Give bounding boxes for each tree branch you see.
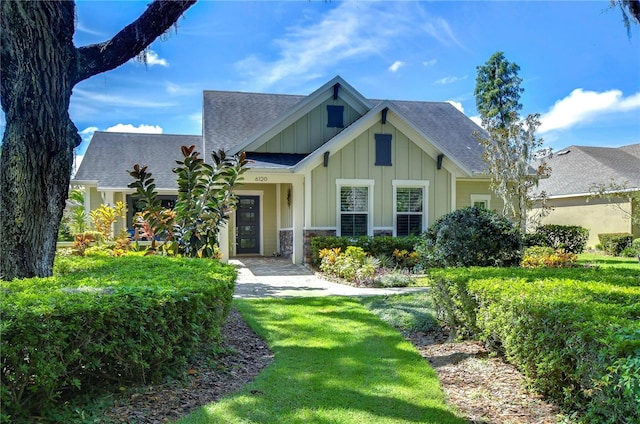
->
[73,0,196,85]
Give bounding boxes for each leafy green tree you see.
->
[474,52,550,231]
[128,145,249,258]
[0,0,196,280]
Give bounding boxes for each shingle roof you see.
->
[75,80,494,189]
[202,90,304,154]
[245,152,308,168]
[384,100,488,174]
[537,144,640,197]
[202,91,488,174]
[73,132,202,190]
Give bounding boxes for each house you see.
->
[73,76,502,263]
[532,143,640,247]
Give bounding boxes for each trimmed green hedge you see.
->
[430,268,640,423]
[310,235,420,267]
[526,224,589,253]
[0,255,236,422]
[598,233,634,256]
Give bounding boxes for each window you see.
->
[327,105,344,128]
[375,134,392,166]
[337,179,374,237]
[393,181,428,237]
[396,188,423,236]
[470,194,491,209]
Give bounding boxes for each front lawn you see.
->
[178,297,465,424]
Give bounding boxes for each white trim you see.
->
[392,180,430,237]
[304,169,312,228]
[373,227,394,231]
[279,227,294,231]
[450,171,457,212]
[336,179,375,237]
[234,190,264,256]
[471,194,491,209]
[276,184,281,253]
[304,226,337,231]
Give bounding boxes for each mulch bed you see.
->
[100,308,565,424]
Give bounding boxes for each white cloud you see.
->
[79,126,98,144]
[469,116,483,127]
[389,61,405,73]
[132,50,169,67]
[73,88,175,108]
[539,89,640,133]
[434,75,467,85]
[422,17,463,47]
[423,59,437,67]
[446,101,464,113]
[234,1,416,90]
[106,123,163,134]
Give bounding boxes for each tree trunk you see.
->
[0,0,196,279]
[0,1,79,279]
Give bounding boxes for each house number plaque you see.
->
[254,176,268,182]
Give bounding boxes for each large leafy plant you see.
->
[128,145,249,257]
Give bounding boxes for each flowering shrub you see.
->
[520,246,577,268]
[319,246,379,284]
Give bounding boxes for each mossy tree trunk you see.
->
[0,0,196,280]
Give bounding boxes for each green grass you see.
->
[577,252,640,269]
[178,297,464,424]
[359,293,440,333]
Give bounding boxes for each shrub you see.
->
[373,270,415,288]
[416,206,522,268]
[620,238,640,258]
[430,270,640,423]
[598,233,633,256]
[529,224,589,254]
[0,255,236,422]
[520,246,577,268]
[319,246,379,284]
[310,235,420,268]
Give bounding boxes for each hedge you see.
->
[598,233,634,256]
[0,254,236,423]
[430,268,640,423]
[526,224,589,254]
[310,235,420,267]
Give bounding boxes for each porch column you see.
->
[219,220,229,263]
[291,176,304,264]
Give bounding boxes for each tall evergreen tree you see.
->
[474,52,550,231]
[474,51,524,130]
[0,0,196,280]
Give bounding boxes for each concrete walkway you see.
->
[231,257,429,298]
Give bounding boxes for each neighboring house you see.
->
[533,143,640,247]
[73,76,502,263]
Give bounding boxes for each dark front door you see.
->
[236,196,260,254]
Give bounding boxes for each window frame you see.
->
[392,180,429,237]
[470,194,491,209]
[336,179,374,237]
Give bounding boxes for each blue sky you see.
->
[1,0,639,161]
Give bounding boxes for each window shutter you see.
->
[375,134,392,166]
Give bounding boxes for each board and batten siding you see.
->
[309,121,451,228]
[256,98,361,154]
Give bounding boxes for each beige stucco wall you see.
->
[309,121,451,229]
[256,98,362,154]
[455,180,504,214]
[280,183,293,229]
[535,196,634,248]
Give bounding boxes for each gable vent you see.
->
[333,83,340,100]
